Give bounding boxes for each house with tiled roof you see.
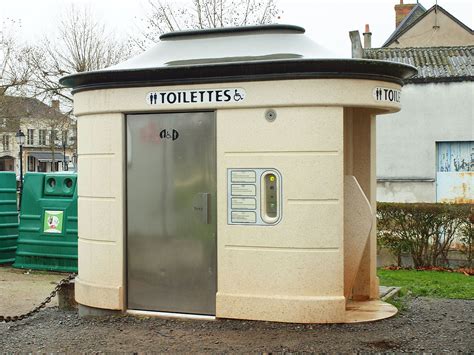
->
[384,2,473,47]
[0,91,76,174]
[350,1,473,203]
[365,46,473,83]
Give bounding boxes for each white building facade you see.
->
[357,2,473,203]
[376,80,473,202]
[0,95,76,176]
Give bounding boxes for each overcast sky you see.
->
[1,0,473,57]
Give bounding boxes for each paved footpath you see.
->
[0,266,65,315]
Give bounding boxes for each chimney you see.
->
[51,99,60,111]
[363,24,372,49]
[349,30,363,59]
[395,0,417,28]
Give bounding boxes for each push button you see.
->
[262,172,279,223]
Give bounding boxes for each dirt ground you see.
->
[0,266,473,352]
[0,267,65,315]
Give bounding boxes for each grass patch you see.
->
[378,268,474,299]
[384,290,409,312]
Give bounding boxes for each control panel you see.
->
[227,168,282,226]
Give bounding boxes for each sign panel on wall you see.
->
[227,168,282,226]
[146,88,246,105]
[43,210,64,234]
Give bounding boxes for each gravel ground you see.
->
[1,297,473,352]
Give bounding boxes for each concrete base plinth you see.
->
[78,304,122,317]
[345,300,398,323]
[217,293,346,323]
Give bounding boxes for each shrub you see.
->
[458,208,473,268]
[377,203,472,268]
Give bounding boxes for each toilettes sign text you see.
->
[373,87,401,103]
[146,88,246,105]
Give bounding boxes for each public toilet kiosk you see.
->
[60,25,416,323]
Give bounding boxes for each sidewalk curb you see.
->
[380,286,402,301]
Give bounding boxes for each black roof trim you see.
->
[159,24,305,40]
[62,59,417,94]
[383,5,473,47]
[68,73,404,95]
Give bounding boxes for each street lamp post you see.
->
[72,153,77,172]
[62,139,67,171]
[15,129,25,210]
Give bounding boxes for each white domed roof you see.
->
[60,24,416,92]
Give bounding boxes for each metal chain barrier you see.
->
[0,273,76,323]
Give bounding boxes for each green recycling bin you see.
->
[0,172,19,264]
[13,172,78,272]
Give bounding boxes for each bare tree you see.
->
[1,7,128,172]
[0,21,29,137]
[26,5,131,112]
[46,113,73,172]
[137,0,280,49]
[0,96,22,135]
[0,20,33,98]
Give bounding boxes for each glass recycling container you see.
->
[13,173,78,272]
[0,172,19,264]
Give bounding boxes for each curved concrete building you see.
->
[61,25,416,323]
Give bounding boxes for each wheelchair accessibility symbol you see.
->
[233,89,245,102]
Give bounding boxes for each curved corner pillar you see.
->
[344,107,380,300]
[75,112,126,310]
[343,175,373,299]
